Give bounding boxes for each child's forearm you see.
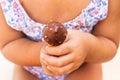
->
[1,37,44,66]
[85,33,118,63]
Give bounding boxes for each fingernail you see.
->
[42,38,45,42]
[43,61,48,65]
[40,53,44,59]
[45,46,49,50]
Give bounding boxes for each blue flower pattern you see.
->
[0,0,108,80]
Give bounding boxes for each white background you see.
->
[0,46,120,80]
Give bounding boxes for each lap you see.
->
[13,63,102,80]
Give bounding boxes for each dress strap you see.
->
[0,0,23,31]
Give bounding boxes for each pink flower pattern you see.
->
[0,0,108,80]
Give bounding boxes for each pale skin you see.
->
[0,0,120,80]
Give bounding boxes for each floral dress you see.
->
[0,0,108,80]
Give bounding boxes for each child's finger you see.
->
[45,42,71,56]
[41,52,74,67]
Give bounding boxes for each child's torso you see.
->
[0,0,108,79]
[20,0,90,24]
[0,0,108,41]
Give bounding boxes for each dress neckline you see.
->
[16,0,92,25]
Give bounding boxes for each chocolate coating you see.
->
[42,22,67,46]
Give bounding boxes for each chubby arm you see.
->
[85,0,120,63]
[0,5,44,66]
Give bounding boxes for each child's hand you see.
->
[40,30,89,76]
